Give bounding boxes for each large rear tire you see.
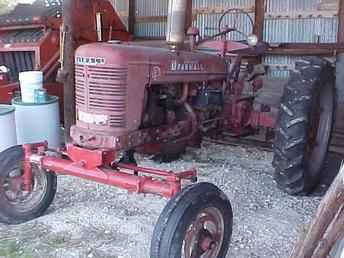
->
[0,146,57,224]
[273,57,335,195]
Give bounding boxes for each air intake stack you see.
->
[166,0,188,49]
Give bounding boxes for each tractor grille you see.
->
[75,65,128,128]
[0,51,35,81]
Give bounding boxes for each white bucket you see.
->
[19,71,43,103]
[13,96,60,149]
[0,105,17,152]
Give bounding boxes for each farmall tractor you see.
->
[0,1,269,257]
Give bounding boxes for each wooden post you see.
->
[338,0,344,44]
[254,0,265,41]
[59,0,76,142]
[290,165,344,258]
[128,0,136,35]
[185,0,193,31]
[311,204,344,258]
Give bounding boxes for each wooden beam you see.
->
[185,0,193,31]
[135,16,167,23]
[60,0,76,142]
[265,10,337,19]
[193,6,254,15]
[254,0,265,41]
[268,43,344,55]
[311,205,344,258]
[128,0,136,35]
[338,0,344,43]
[290,165,344,258]
[135,6,255,25]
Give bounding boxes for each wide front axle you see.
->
[23,142,197,198]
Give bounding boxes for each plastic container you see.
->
[0,105,17,152]
[19,71,43,103]
[12,96,60,149]
[34,88,48,103]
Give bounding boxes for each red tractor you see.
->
[0,2,272,257]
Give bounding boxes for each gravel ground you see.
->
[0,142,322,258]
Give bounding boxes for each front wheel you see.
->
[150,182,233,258]
[0,146,57,224]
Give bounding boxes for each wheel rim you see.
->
[182,207,225,258]
[2,163,48,213]
[306,82,334,179]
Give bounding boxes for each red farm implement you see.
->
[0,0,130,111]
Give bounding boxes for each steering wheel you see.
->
[218,8,254,38]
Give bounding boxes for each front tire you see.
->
[0,146,57,224]
[150,182,233,258]
[273,57,335,195]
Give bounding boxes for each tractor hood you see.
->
[75,42,228,84]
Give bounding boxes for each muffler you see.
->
[166,0,188,49]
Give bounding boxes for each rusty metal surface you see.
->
[73,41,227,137]
[70,29,268,151]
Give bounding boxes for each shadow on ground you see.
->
[312,152,343,196]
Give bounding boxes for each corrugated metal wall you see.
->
[193,0,255,41]
[134,0,168,38]
[114,0,339,78]
[264,0,338,78]
[111,0,129,28]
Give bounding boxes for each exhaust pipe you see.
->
[166,0,187,49]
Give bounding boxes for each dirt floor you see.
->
[0,142,336,258]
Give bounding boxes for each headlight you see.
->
[247,34,258,47]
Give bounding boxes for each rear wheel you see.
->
[150,182,233,258]
[273,57,335,195]
[0,146,57,224]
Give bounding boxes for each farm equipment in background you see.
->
[0,0,130,113]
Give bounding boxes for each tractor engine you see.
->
[70,0,267,154]
[71,42,229,151]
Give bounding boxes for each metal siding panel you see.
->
[133,0,339,80]
[111,0,129,28]
[264,17,338,44]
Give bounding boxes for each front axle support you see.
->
[25,142,197,198]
